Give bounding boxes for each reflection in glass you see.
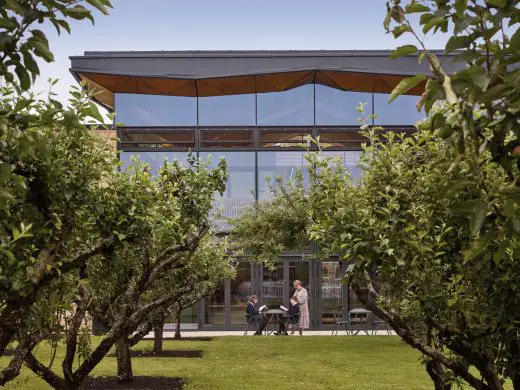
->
[262,264,284,306]
[315,85,371,125]
[115,93,197,126]
[373,93,424,125]
[200,130,253,148]
[119,130,195,148]
[200,152,255,228]
[119,151,189,175]
[257,84,314,126]
[321,151,363,180]
[257,152,310,200]
[259,130,311,148]
[231,263,251,325]
[199,94,255,126]
[289,262,309,295]
[204,283,225,326]
[321,262,342,325]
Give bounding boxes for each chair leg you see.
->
[244,323,250,336]
[332,323,339,336]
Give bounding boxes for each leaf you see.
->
[392,25,412,38]
[464,231,494,264]
[486,0,507,7]
[390,45,418,59]
[405,3,430,13]
[423,16,446,34]
[450,199,490,236]
[454,0,468,14]
[86,0,111,14]
[61,6,92,21]
[15,66,30,90]
[510,28,520,52]
[445,36,469,53]
[22,50,40,78]
[389,74,426,103]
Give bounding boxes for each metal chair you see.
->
[347,308,370,335]
[332,307,350,335]
[243,313,260,335]
[371,316,392,335]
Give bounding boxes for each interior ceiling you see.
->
[78,70,427,110]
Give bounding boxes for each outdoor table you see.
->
[262,309,286,335]
[348,308,371,335]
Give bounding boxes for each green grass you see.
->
[2,336,437,389]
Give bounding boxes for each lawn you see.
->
[2,336,435,389]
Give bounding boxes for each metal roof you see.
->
[70,50,464,110]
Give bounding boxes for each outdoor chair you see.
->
[371,316,392,335]
[243,313,260,335]
[332,307,350,335]
[347,308,371,335]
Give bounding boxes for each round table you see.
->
[262,309,286,335]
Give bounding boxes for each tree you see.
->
[0,82,149,385]
[0,0,112,90]
[22,157,233,388]
[0,0,119,384]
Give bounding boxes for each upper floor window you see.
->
[115,93,197,126]
[315,85,372,125]
[257,84,314,126]
[198,94,255,126]
[373,93,424,126]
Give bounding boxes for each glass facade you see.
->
[199,94,256,126]
[257,151,309,200]
[257,85,314,126]
[373,93,424,125]
[115,93,197,126]
[116,81,420,331]
[315,85,371,125]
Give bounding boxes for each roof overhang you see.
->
[70,50,463,110]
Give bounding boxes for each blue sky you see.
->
[34,0,450,104]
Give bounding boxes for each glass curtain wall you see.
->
[116,88,423,127]
[199,152,255,228]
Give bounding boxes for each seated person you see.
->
[246,295,267,335]
[275,296,300,336]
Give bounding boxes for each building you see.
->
[70,50,460,330]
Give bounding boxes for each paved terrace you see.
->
[143,330,396,338]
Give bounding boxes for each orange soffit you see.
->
[77,71,427,110]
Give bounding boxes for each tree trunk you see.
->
[153,320,164,354]
[116,336,133,382]
[174,306,182,340]
[426,360,452,390]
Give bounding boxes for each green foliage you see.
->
[22,154,233,388]
[0,0,112,89]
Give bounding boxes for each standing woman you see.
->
[293,280,309,335]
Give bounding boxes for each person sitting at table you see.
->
[246,295,267,335]
[275,295,300,336]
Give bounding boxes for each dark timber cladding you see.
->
[69,50,463,109]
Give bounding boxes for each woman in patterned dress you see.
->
[292,280,309,335]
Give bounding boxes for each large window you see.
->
[115,93,197,126]
[198,94,255,126]
[315,85,371,125]
[257,151,310,200]
[373,93,424,125]
[200,152,255,227]
[257,84,314,126]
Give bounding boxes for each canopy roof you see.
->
[70,50,462,110]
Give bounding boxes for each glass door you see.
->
[204,283,226,327]
[261,263,284,306]
[321,262,343,326]
[230,263,252,325]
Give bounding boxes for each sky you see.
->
[33,0,450,106]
